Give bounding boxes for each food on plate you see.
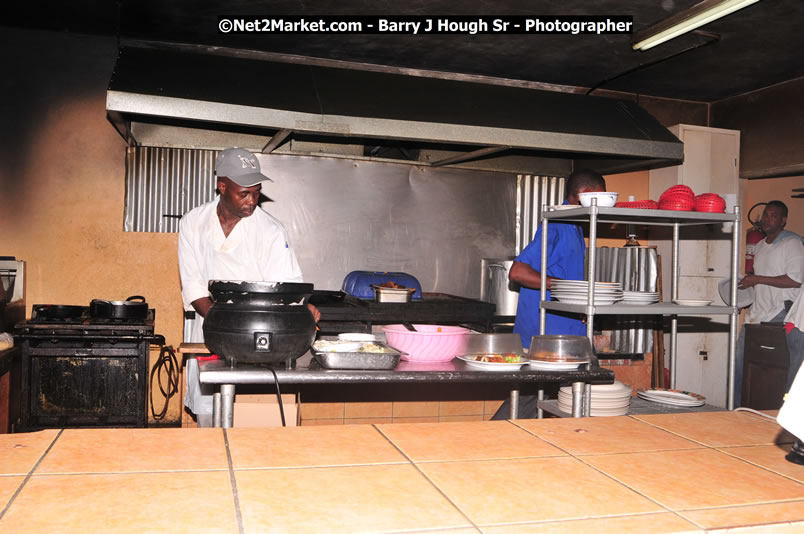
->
[473,353,522,363]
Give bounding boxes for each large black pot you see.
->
[203,281,316,366]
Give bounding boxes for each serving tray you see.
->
[311,343,402,370]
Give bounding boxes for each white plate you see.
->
[338,333,379,342]
[457,355,527,371]
[528,360,582,371]
[553,297,620,305]
[673,299,712,306]
[549,204,583,210]
[553,281,621,288]
[619,300,658,306]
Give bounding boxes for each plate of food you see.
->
[457,353,528,371]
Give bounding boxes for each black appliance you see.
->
[203,281,317,366]
[15,304,164,431]
[310,291,496,334]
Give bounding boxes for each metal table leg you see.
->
[509,388,520,419]
[220,384,235,428]
[571,381,584,417]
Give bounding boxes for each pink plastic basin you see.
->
[382,324,470,362]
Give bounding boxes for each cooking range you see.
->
[15,302,164,430]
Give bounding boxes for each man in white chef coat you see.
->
[178,147,319,426]
[734,200,804,406]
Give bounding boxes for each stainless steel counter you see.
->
[198,352,615,427]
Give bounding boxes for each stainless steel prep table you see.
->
[198,352,615,427]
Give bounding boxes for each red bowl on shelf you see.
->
[660,185,695,201]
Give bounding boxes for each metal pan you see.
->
[311,342,402,370]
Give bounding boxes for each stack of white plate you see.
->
[550,281,623,305]
[528,359,585,371]
[557,380,632,416]
[637,388,706,407]
[620,291,659,305]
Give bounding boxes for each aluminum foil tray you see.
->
[311,344,402,370]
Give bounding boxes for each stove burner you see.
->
[30,304,88,323]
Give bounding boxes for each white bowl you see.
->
[578,192,619,207]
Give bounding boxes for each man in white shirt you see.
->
[734,201,804,406]
[178,147,319,426]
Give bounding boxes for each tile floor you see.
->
[0,412,802,533]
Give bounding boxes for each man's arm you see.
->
[509,261,555,291]
[739,274,801,290]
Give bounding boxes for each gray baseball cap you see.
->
[215,147,273,187]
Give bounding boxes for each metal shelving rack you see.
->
[538,202,742,410]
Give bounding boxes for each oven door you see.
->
[20,337,149,430]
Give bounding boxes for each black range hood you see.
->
[106,44,683,174]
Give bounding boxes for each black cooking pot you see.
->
[203,281,316,366]
[90,296,149,321]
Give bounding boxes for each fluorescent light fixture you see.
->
[632,0,760,51]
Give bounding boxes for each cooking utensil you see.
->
[89,296,148,321]
[204,281,316,365]
[311,342,402,370]
[373,284,415,303]
[402,321,417,332]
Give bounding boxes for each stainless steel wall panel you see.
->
[515,174,565,255]
[125,148,517,299]
[125,147,216,232]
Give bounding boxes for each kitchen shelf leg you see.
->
[213,392,221,428]
[571,381,583,417]
[537,388,544,419]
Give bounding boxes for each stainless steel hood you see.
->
[106,45,683,174]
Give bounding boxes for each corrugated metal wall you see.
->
[125,147,217,232]
[515,174,566,255]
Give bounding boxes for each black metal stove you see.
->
[15,304,164,430]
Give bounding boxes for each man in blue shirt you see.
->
[492,168,606,420]
[511,169,607,349]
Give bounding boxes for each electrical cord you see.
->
[269,368,286,426]
[149,345,179,420]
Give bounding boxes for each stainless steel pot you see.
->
[480,258,520,317]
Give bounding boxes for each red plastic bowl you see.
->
[383,325,470,362]
[660,185,695,201]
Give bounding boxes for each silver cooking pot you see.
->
[480,258,520,316]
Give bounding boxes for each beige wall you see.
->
[1,30,185,421]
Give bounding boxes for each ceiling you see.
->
[7,0,804,103]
